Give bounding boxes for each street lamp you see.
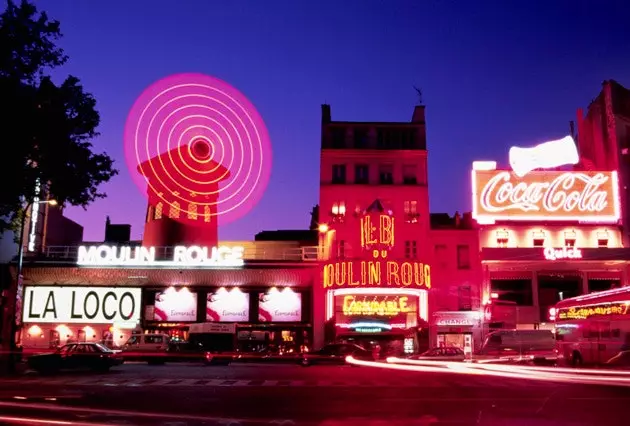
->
[2,198,56,372]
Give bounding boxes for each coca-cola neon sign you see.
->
[543,247,582,261]
[472,169,620,223]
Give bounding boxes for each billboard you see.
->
[23,286,141,324]
[472,169,620,223]
[258,289,302,322]
[154,288,198,322]
[206,288,250,322]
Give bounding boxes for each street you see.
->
[0,363,629,425]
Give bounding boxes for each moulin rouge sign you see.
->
[471,136,620,223]
[323,214,431,289]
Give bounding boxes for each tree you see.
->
[0,0,117,236]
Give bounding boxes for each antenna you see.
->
[413,86,423,105]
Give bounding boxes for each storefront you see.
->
[21,286,141,351]
[432,311,481,353]
[319,210,432,356]
[18,242,318,353]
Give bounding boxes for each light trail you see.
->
[346,356,630,388]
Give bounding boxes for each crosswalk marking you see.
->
[0,376,555,389]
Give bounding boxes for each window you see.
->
[337,240,346,259]
[404,201,419,223]
[332,164,346,184]
[434,245,448,269]
[379,164,393,184]
[496,230,509,247]
[353,128,368,148]
[331,201,346,222]
[564,231,576,247]
[597,231,609,248]
[458,286,472,311]
[154,202,163,220]
[187,203,198,220]
[457,245,470,269]
[405,241,417,259]
[532,231,545,247]
[331,128,346,148]
[402,165,417,184]
[169,201,180,219]
[355,164,369,184]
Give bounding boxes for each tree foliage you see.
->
[0,0,117,235]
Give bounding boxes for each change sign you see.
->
[23,286,142,324]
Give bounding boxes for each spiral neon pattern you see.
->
[124,73,272,226]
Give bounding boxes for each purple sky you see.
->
[37,0,630,242]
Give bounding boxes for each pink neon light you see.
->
[124,73,273,225]
[325,288,429,322]
[543,246,582,261]
[471,170,621,223]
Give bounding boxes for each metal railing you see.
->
[42,245,319,262]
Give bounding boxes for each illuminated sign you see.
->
[206,288,250,322]
[23,286,141,324]
[557,302,630,320]
[509,135,579,178]
[472,170,619,223]
[154,288,197,322]
[28,179,41,252]
[360,214,394,250]
[323,260,430,289]
[77,245,245,267]
[544,247,582,261]
[342,295,413,317]
[259,289,302,322]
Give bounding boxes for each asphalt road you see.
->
[0,362,629,425]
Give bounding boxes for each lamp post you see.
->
[1,198,56,373]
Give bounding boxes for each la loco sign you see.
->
[77,245,244,267]
[472,170,619,222]
[23,286,142,324]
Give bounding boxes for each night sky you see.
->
[36,0,630,242]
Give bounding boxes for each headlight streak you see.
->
[344,356,630,388]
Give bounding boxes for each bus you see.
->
[552,286,630,367]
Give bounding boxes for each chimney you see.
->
[321,104,331,124]
[454,211,461,227]
[412,105,425,123]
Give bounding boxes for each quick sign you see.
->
[23,286,142,324]
[544,247,582,261]
[77,245,244,267]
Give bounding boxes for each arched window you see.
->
[204,205,211,223]
[154,203,163,220]
[169,201,180,219]
[187,203,198,220]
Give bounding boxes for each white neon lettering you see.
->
[509,135,579,177]
[28,179,41,252]
[480,172,610,214]
[543,247,582,261]
[77,245,244,268]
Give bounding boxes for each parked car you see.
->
[120,333,170,364]
[300,343,373,367]
[408,347,466,362]
[28,342,123,374]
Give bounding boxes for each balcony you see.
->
[38,245,319,263]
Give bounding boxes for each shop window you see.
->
[379,164,394,184]
[331,201,346,223]
[532,230,546,247]
[332,164,346,184]
[204,205,211,222]
[405,241,417,259]
[355,164,369,184]
[404,200,419,223]
[496,229,509,247]
[564,230,576,247]
[597,230,609,248]
[187,203,198,220]
[457,245,470,269]
[169,201,181,219]
[154,202,163,220]
[490,279,533,306]
[402,164,417,184]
